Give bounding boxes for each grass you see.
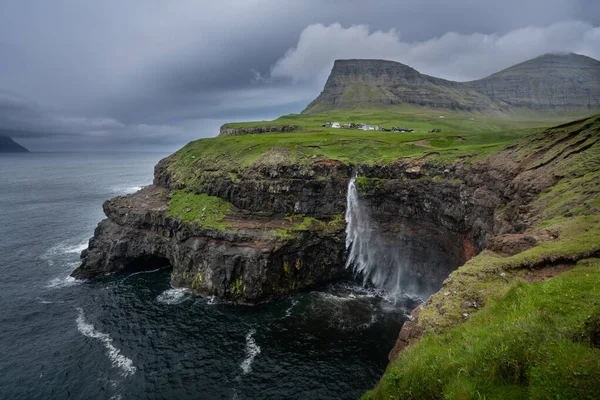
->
[167,190,232,230]
[417,215,600,333]
[269,214,342,242]
[364,257,600,400]
[166,108,568,190]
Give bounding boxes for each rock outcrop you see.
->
[218,125,299,137]
[72,185,348,304]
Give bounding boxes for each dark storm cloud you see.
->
[0,0,598,151]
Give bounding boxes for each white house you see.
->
[331,122,341,128]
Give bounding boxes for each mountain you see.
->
[0,136,29,153]
[303,59,500,113]
[303,53,600,114]
[464,53,600,110]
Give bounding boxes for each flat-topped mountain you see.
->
[0,136,29,153]
[304,53,600,113]
[303,59,499,113]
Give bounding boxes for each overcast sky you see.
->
[1,0,599,151]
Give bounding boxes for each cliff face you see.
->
[304,53,600,113]
[72,180,349,304]
[0,136,29,153]
[71,126,563,303]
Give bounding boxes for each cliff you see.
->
[72,110,600,304]
[0,136,29,153]
[72,111,600,396]
[365,115,600,399]
[304,53,600,114]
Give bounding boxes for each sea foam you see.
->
[76,307,137,377]
[156,288,189,305]
[240,329,260,375]
[46,274,80,289]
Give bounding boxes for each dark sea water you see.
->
[0,153,418,400]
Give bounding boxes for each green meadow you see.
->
[175,107,588,173]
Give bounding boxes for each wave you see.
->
[317,282,419,306]
[358,313,379,330]
[64,242,88,254]
[46,274,81,289]
[42,239,86,288]
[111,185,146,195]
[38,298,68,304]
[283,299,299,318]
[75,307,136,377]
[240,329,260,375]
[121,266,168,282]
[41,240,89,267]
[156,288,190,305]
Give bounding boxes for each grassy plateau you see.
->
[170,107,582,178]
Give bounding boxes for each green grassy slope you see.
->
[364,115,600,399]
[173,108,578,179]
[365,256,600,400]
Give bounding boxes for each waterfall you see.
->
[345,176,409,295]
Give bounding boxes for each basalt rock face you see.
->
[218,125,299,137]
[72,185,349,303]
[154,155,352,217]
[73,141,549,303]
[353,161,510,295]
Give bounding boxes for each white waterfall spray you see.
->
[345,175,409,295]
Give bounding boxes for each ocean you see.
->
[0,152,417,399]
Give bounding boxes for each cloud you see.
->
[0,91,193,151]
[270,21,600,84]
[0,1,599,150]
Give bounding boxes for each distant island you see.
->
[0,136,29,153]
